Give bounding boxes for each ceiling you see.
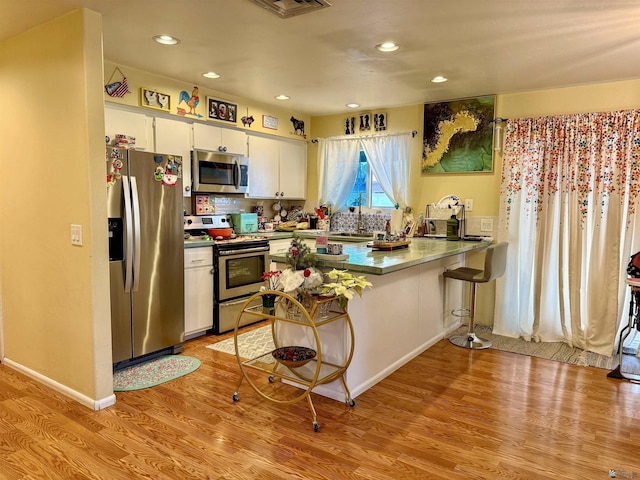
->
[2,0,640,116]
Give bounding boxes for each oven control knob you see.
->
[187,219,193,225]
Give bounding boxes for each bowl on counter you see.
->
[208,228,233,238]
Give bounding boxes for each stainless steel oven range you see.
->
[184,215,269,334]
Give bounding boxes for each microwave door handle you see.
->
[122,176,134,293]
[130,176,142,292]
[234,160,240,189]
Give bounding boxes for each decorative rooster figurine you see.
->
[178,86,199,115]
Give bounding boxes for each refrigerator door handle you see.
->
[122,175,134,293]
[130,176,142,292]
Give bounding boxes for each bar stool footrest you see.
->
[449,333,492,350]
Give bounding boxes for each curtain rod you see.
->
[311,130,418,144]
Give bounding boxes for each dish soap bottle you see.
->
[446,214,460,241]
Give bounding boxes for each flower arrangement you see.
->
[260,270,281,292]
[320,269,373,308]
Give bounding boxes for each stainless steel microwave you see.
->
[191,149,249,194]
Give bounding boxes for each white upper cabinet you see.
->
[247,135,307,199]
[192,123,247,156]
[247,136,280,198]
[104,105,152,151]
[154,117,193,197]
[279,140,307,199]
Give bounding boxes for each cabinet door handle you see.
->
[210,268,214,275]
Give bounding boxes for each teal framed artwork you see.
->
[422,95,495,174]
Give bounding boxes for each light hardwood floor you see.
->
[1,325,640,479]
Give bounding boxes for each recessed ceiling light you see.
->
[202,72,221,79]
[153,35,180,45]
[431,75,448,83]
[275,94,290,100]
[376,42,399,52]
[346,103,360,108]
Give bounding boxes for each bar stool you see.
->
[443,242,508,349]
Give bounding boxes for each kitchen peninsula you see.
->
[269,237,492,402]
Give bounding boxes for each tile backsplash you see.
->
[330,212,391,233]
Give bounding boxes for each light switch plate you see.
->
[71,224,83,246]
[465,199,473,211]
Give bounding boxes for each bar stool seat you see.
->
[443,242,508,349]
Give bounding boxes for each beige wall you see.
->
[0,9,112,404]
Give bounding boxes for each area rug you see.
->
[206,326,274,359]
[113,355,201,391]
[449,325,615,370]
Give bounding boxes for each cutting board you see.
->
[366,240,411,251]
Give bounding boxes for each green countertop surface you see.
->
[269,237,493,275]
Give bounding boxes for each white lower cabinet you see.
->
[184,247,214,338]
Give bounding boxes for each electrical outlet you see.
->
[465,199,474,211]
[71,224,83,246]
[480,219,494,232]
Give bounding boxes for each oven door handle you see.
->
[217,246,270,256]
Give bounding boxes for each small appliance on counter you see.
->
[229,213,258,234]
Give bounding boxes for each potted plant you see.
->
[320,269,373,309]
[260,269,281,312]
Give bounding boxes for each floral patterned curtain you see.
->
[494,109,640,355]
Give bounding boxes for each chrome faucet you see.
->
[357,192,365,234]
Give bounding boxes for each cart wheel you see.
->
[232,392,239,402]
[313,421,319,432]
[268,376,275,383]
[348,398,356,408]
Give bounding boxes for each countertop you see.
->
[269,237,493,275]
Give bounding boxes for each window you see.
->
[346,151,394,208]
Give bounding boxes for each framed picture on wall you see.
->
[421,95,495,174]
[358,112,372,132]
[207,97,237,124]
[344,116,355,135]
[140,88,171,111]
[374,112,387,132]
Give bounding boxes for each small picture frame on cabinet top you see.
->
[140,88,171,111]
[207,97,237,124]
[263,115,278,130]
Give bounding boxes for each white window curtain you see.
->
[318,132,412,211]
[360,132,412,209]
[317,137,361,210]
[495,110,640,356]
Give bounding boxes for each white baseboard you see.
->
[2,357,116,411]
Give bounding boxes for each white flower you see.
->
[279,269,305,293]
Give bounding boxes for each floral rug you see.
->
[113,355,201,391]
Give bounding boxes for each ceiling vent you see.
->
[251,0,332,19]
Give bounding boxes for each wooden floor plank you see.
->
[2,327,640,479]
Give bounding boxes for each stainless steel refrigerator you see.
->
[107,147,185,366]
